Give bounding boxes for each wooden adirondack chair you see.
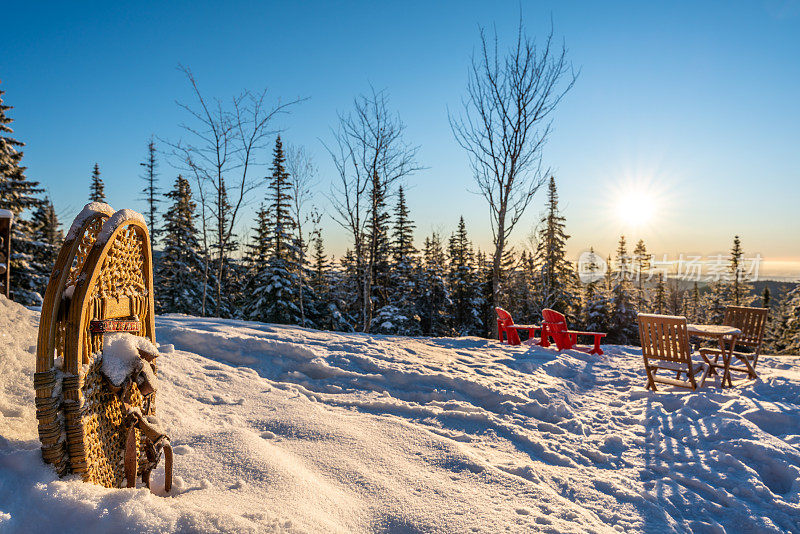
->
[540,309,606,355]
[699,306,768,380]
[34,202,115,475]
[638,313,709,391]
[495,307,540,346]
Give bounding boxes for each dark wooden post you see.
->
[0,211,12,298]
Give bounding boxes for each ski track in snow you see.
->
[1,297,799,533]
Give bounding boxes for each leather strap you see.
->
[124,422,138,488]
[122,408,173,492]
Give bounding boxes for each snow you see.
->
[100,333,160,389]
[0,209,13,220]
[95,209,147,244]
[64,202,114,241]
[1,295,799,532]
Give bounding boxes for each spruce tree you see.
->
[417,232,450,336]
[0,80,45,304]
[653,273,667,314]
[763,286,771,309]
[89,163,105,202]
[307,225,345,330]
[248,136,302,325]
[769,285,800,354]
[29,198,62,296]
[331,249,361,331]
[366,170,392,322]
[476,250,495,337]
[632,239,649,312]
[728,235,754,306]
[532,176,578,318]
[609,235,638,344]
[447,217,482,336]
[702,280,730,324]
[373,186,418,334]
[581,248,609,332]
[139,139,160,244]
[687,282,700,322]
[155,176,208,315]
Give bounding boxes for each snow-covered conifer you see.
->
[0,81,45,304]
[89,163,105,202]
[155,175,208,315]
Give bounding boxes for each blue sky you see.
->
[2,1,799,277]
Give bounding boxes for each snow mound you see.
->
[100,332,160,389]
[96,209,147,244]
[1,296,799,533]
[64,202,114,240]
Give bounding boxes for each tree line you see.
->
[1,16,799,353]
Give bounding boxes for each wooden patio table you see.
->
[687,324,742,388]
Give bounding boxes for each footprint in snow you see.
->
[172,444,193,455]
[261,431,276,440]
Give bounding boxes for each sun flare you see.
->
[615,191,656,227]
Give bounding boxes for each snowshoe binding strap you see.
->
[124,408,173,492]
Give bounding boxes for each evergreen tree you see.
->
[609,235,638,344]
[0,80,45,304]
[728,235,754,306]
[366,170,392,322]
[447,217,482,336]
[769,285,800,355]
[532,176,578,318]
[689,282,701,322]
[653,273,667,314]
[29,198,62,296]
[581,248,609,332]
[763,286,771,309]
[248,136,303,325]
[156,176,208,315]
[701,280,730,324]
[476,250,495,337]
[373,186,418,334]
[307,225,346,330]
[139,139,160,244]
[242,204,271,295]
[632,239,650,312]
[89,163,105,202]
[417,232,450,336]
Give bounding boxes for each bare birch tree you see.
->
[325,88,421,331]
[167,65,303,316]
[285,144,317,326]
[450,22,577,335]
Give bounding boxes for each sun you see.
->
[615,190,656,227]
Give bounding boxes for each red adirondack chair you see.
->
[495,307,541,346]
[540,308,606,355]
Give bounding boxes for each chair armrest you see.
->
[566,330,606,337]
[510,324,540,330]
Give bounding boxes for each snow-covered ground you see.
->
[1,295,799,533]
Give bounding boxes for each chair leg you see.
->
[644,363,657,391]
[737,354,758,379]
[699,363,711,388]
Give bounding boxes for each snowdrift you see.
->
[1,295,799,533]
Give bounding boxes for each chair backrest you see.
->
[637,313,692,364]
[542,309,573,350]
[723,306,768,348]
[61,209,156,487]
[495,307,514,327]
[542,308,568,335]
[34,202,115,475]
